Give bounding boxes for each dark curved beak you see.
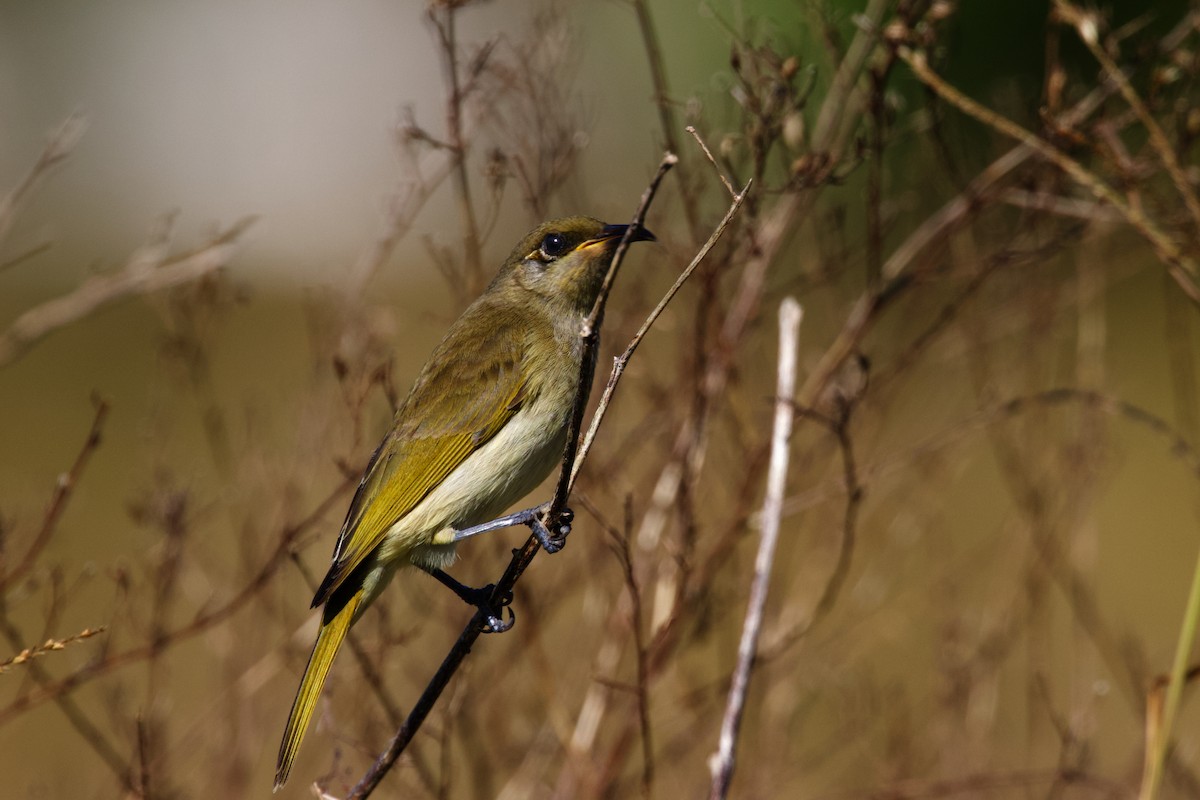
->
[599,223,656,244]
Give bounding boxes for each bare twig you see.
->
[0,626,106,674]
[0,398,109,594]
[591,495,655,799]
[0,610,128,789]
[686,126,737,198]
[1138,544,1200,800]
[1054,0,1200,234]
[136,715,153,800]
[707,297,802,800]
[0,216,256,368]
[898,47,1200,301]
[0,474,356,726]
[553,153,678,505]
[572,177,751,488]
[880,79,1115,281]
[430,3,486,294]
[810,0,890,158]
[343,147,457,300]
[632,0,700,238]
[0,115,88,247]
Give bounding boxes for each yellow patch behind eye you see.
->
[579,237,613,251]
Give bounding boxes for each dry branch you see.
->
[0,626,105,674]
[0,398,109,594]
[0,115,88,248]
[707,297,802,800]
[897,46,1200,301]
[0,216,256,369]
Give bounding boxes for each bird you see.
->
[274,215,655,789]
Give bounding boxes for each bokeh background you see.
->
[2,1,1199,798]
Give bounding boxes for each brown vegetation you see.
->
[2,2,1200,799]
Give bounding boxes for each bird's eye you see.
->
[539,233,568,259]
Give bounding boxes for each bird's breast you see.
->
[380,385,572,567]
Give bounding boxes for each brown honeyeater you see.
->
[274,216,654,789]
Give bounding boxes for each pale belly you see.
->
[375,390,570,572]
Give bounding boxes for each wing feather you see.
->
[311,305,529,607]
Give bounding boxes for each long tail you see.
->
[274,587,363,791]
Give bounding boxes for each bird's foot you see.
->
[531,507,573,554]
[477,588,515,634]
[428,569,515,633]
[459,582,514,633]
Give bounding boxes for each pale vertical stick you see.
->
[1137,541,1200,800]
[707,297,803,800]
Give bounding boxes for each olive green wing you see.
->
[311,308,529,608]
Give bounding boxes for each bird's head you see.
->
[493,216,656,315]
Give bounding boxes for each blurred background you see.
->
[2,0,1199,797]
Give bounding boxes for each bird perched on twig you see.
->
[275,216,655,790]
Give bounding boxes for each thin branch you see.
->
[897,47,1200,301]
[789,392,865,639]
[0,216,256,369]
[0,626,106,674]
[572,178,751,489]
[880,78,1115,281]
[0,398,109,593]
[0,610,128,790]
[0,474,356,727]
[810,0,890,156]
[1054,0,1200,234]
[686,126,737,198]
[0,115,88,247]
[1138,543,1200,800]
[136,715,153,800]
[707,297,802,800]
[631,0,700,237]
[0,240,53,275]
[430,4,486,293]
[343,146,457,300]
[591,495,654,799]
[554,153,677,505]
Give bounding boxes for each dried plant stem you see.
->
[431,4,485,290]
[707,298,802,800]
[0,626,105,673]
[344,150,457,300]
[882,79,1113,281]
[1138,545,1200,800]
[0,609,130,789]
[811,0,890,156]
[631,0,700,237]
[0,216,255,369]
[1054,0,1200,234]
[685,126,737,198]
[898,47,1200,300]
[0,474,356,726]
[552,153,677,506]
[0,398,109,593]
[571,178,751,489]
[0,115,88,246]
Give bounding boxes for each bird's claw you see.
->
[462,582,514,633]
[481,604,515,634]
[532,507,573,554]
